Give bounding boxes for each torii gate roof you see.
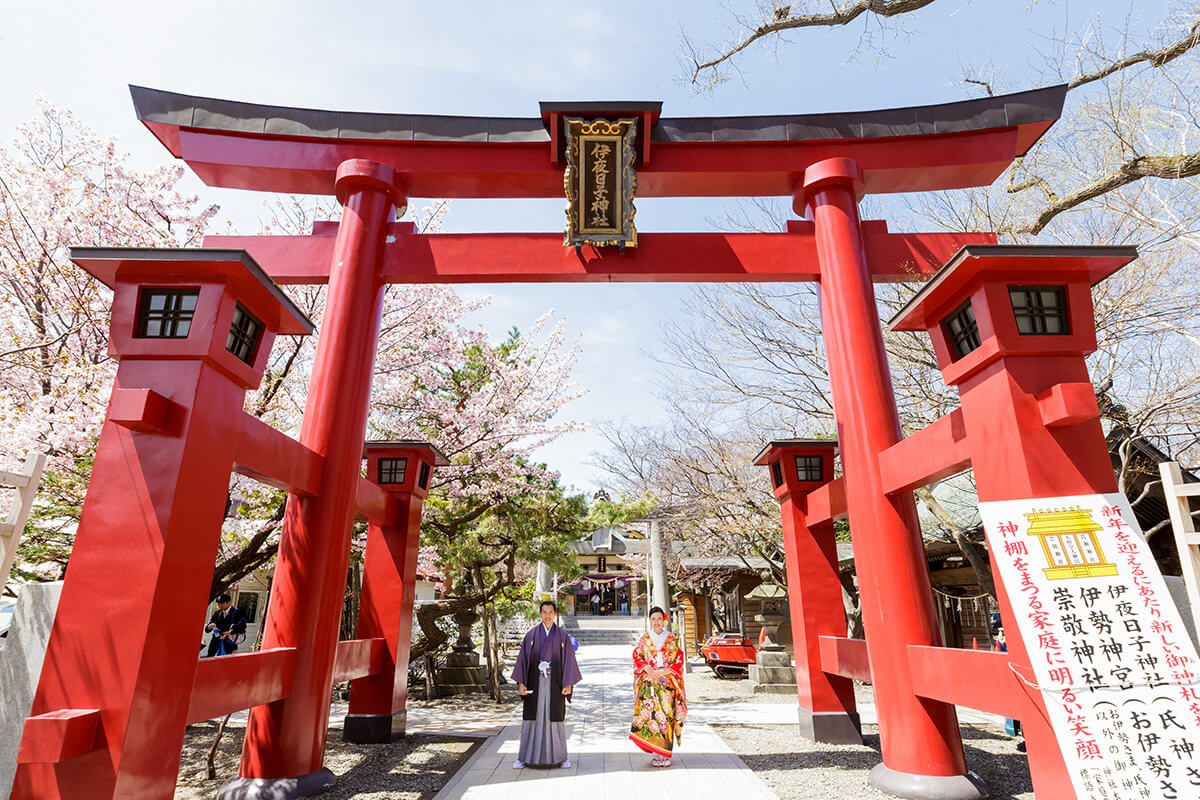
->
[130,84,1067,198]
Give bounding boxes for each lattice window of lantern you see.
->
[136,289,200,338]
[795,455,823,482]
[942,299,981,360]
[1008,285,1069,335]
[378,457,408,485]
[225,303,264,365]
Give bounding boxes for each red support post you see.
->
[799,158,984,799]
[889,246,1138,799]
[233,160,404,795]
[343,442,448,742]
[952,346,1109,800]
[755,440,860,743]
[12,250,310,800]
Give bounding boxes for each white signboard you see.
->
[981,492,1200,800]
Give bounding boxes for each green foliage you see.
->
[15,447,95,581]
[430,477,588,586]
[494,578,537,624]
[585,492,658,530]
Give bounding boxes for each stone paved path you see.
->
[433,644,778,800]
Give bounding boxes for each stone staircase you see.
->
[563,616,646,646]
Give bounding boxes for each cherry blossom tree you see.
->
[0,104,587,598]
[0,101,217,583]
[210,196,586,601]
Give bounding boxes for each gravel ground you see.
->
[684,658,773,702]
[407,683,521,716]
[686,664,1033,799]
[175,724,480,800]
[174,689,518,800]
[715,722,1032,800]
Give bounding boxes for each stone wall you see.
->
[0,582,62,799]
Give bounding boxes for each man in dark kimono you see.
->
[510,600,582,769]
[204,593,247,657]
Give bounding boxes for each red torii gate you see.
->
[12,83,1120,799]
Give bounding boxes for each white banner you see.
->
[980,492,1200,800]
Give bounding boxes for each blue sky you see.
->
[0,0,1169,492]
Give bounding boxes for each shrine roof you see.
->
[69,247,314,335]
[129,84,1068,198]
[887,245,1139,332]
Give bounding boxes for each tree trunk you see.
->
[914,487,996,600]
[340,561,362,641]
[205,714,233,780]
[424,653,438,700]
[472,565,500,701]
[488,604,503,701]
[839,569,865,639]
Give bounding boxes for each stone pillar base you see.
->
[438,664,488,695]
[749,650,798,694]
[217,768,336,799]
[869,763,988,800]
[445,651,479,668]
[797,709,863,745]
[343,710,406,743]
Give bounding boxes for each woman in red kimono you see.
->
[629,606,687,767]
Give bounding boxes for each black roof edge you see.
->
[130,84,1068,146]
[68,246,314,334]
[362,440,452,466]
[885,244,1140,331]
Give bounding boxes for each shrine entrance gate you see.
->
[12,83,1141,800]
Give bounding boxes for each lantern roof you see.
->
[363,440,451,466]
[887,244,1138,333]
[753,438,838,466]
[70,247,313,336]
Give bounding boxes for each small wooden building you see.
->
[675,557,794,655]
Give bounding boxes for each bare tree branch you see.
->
[688,0,939,86]
[915,486,996,600]
[1023,151,1200,234]
[963,77,994,97]
[1069,19,1200,90]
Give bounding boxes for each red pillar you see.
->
[344,442,447,742]
[799,158,982,798]
[236,160,403,790]
[756,440,860,743]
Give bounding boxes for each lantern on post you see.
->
[15,248,311,800]
[346,440,450,742]
[887,244,1137,500]
[887,244,1139,799]
[753,439,859,743]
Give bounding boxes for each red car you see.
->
[700,633,756,679]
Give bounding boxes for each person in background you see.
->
[511,600,582,769]
[629,606,687,767]
[204,593,247,657]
